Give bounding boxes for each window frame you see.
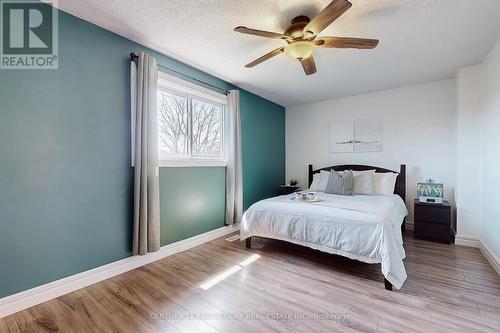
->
[157,71,227,167]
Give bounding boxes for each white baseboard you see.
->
[405,220,414,231]
[455,235,500,276]
[455,234,480,247]
[478,240,500,276]
[0,224,240,319]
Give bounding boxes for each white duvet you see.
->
[240,193,408,289]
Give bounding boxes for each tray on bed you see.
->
[290,196,322,203]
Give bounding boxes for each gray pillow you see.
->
[325,170,354,196]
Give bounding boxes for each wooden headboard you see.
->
[308,164,406,204]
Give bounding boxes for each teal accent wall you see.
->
[0,6,285,298]
[240,91,286,209]
[159,168,226,246]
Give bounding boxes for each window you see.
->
[157,72,226,166]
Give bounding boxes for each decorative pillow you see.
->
[352,170,376,195]
[325,170,353,196]
[373,172,399,195]
[309,173,320,191]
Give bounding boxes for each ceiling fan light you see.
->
[284,41,315,61]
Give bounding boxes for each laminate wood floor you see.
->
[1,232,499,333]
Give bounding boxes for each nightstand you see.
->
[278,185,300,195]
[414,199,454,244]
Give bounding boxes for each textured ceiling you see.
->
[53,0,500,106]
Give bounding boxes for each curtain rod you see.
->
[130,53,229,96]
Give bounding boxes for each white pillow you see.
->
[317,170,331,192]
[374,172,398,195]
[310,170,331,192]
[352,170,375,195]
[309,173,321,191]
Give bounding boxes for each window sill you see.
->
[159,159,227,168]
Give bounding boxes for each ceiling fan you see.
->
[234,0,379,75]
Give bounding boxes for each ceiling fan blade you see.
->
[245,47,285,68]
[300,56,317,75]
[304,0,352,36]
[234,26,289,40]
[315,37,379,49]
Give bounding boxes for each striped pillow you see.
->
[325,170,354,196]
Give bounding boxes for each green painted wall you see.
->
[240,91,286,208]
[159,167,226,246]
[0,6,285,298]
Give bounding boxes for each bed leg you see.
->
[384,278,393,291]
[245,237,252,249]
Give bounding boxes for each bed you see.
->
[240,164,408,290]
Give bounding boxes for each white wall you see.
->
[480,39,500,258]
[455,65,483,238]
[286,79,457,222]
[453,39,500,262]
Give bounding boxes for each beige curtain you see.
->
[225,90,243,225]
[131,52,160,255]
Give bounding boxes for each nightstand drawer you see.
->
[414,205,450,224]
[414,220,452,244]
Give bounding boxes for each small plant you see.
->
[289,179,298,187]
